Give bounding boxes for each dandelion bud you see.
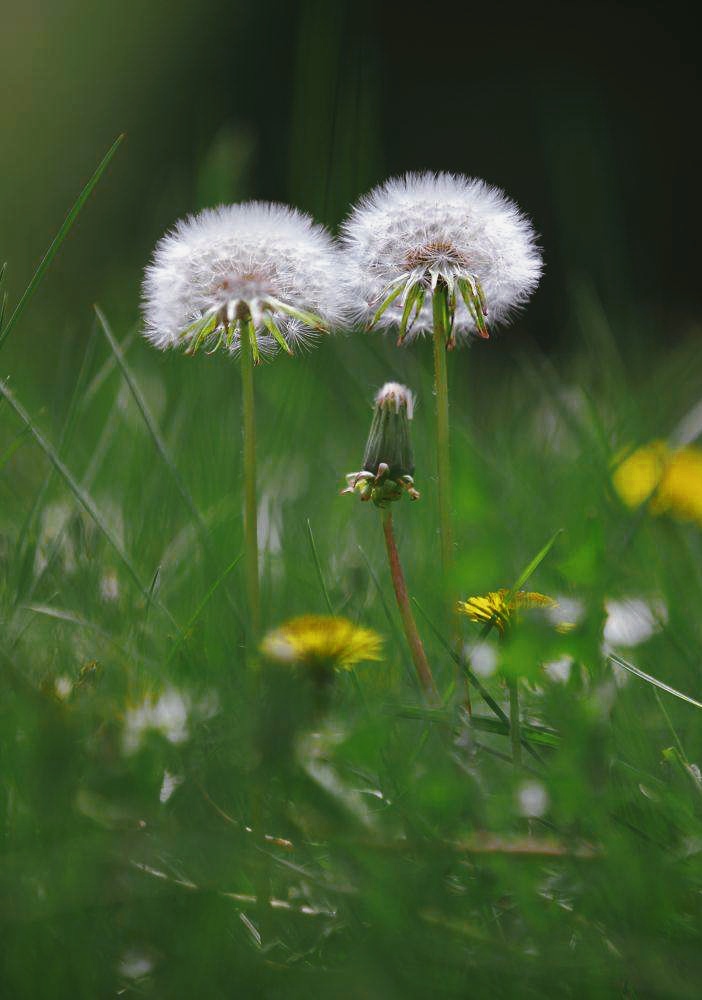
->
[343,382,420,507]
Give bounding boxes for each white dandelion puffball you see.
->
[142,202,347,358]
[341,172,543,345]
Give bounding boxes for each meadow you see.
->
[2,133,702,1000]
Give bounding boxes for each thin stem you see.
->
[432,282,453,577]
[382,509,438,700]
[508,679,522,766]
[240,319,261,639]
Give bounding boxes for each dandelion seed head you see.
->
[342,172,542,344]
[142,202,347,357]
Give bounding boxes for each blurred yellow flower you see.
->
[457,589,556,636]
[613,441,702,525]
[261,615,383,670]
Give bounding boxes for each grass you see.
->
[2,151,702,999]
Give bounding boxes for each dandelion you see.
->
[142,202,346,639]
[261,615,382,676]
[613,440,702,527]
[343,383,437,699]
[458,587,556,764]
[457,589,556,636]
[342,173,543,574]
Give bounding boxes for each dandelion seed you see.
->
[261,615,382,673]
[142,202,346,360]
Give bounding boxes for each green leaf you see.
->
[508,528,564,596]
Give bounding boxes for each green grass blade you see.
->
[609,652,702,710]
[306,518,334,614]
[165,554,242,665]
[0,378,178,631]
[412,597,544,764]
[95,306,208,536]
[0,135,124,351]
[508,528,564,595]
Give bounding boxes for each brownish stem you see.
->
[382,509,438,701]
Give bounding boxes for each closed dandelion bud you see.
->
[343,382,420,507]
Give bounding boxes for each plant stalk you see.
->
[432,282,453,577]
[382,509,438,700]
[240,319,261,639]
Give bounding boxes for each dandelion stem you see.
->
[240,319,261,639]
[508,679,522,766]
[382,509,438,700]
[432,282,453,578]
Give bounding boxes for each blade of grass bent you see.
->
[0,379,179,632]
[305,518,334,614]
[0,135,124,350]
[165,554,242,666]
[95,306,208,536]
[609,652,702,710]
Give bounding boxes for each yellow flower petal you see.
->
[261,615,383,670]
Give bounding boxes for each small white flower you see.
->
[142,202,347,359]
[123,687,218,755]
[100,568,119,602]
[603,597,668,649]
[546,596,586,631]
[543,654,573,684]
[119,950,154,980]
[517,780,549,818]
[54,675,73,700]
[159,770,185,804]
[468,640,499,678]
[341,172,542,346]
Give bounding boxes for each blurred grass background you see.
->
[2,1,702,997]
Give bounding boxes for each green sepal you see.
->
[261,311,293,355]
[368,281,405,329]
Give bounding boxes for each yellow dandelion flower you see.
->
[612,441,669,510]
[457,589,556,636]
[613,441,702,526]
[260,615,383,670]
[659,446,702,524]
